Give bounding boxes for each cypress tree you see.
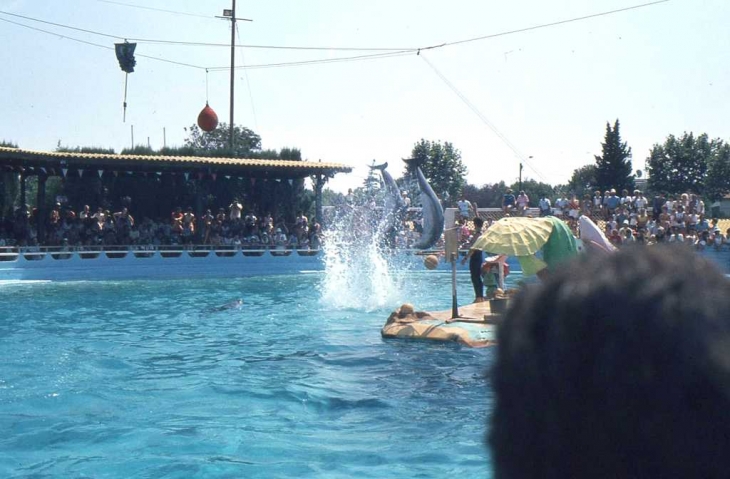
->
[595,120,634,193]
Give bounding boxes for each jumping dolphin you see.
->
[369,162,406,234]
[411,166,445,249]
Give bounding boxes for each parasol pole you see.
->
[498,255,506,290]
[444,227,460,319]
[451,251,459,319]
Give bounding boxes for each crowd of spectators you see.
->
[2,187,728,254]
[456,187,730,253]
[562,188,729,251]
[0,200,322,251]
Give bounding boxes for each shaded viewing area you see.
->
[0,146,352,245]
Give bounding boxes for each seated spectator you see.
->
[567,195,579,222]
[309,223,322,250]
[592,190,603,216]
[580,194,591,216]
[710,228,722,248]
[489,245,730,479]
[274,228,288,248]
[516,191,530,216]
[502,188,516,214]
[608,229,622,246]
[171,207,183,225]
[695,230,709,250]
[215,208,227,224]
[79,205,91,223]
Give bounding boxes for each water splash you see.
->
[318,205,413,312]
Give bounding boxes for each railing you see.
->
[0,245,325,262]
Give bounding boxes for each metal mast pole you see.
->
[229,0,236,151]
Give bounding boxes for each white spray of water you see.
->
[318,205,413,312]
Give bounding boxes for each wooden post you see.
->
[229,0,236,151]
[315,174,324,226]
[37,174,47,242]
[19,171,26,209]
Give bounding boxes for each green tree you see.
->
[567,164,598,198]
[704,140,730,201]
[647,132,713,195]
[407,139,467,205]
[321,188,345,207]
[363,160,383,194]
[509,179,555,205]
[463,182,508,209]
[184,122,262,157]
[595,120,634,193]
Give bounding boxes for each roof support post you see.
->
[36,174,47,243]
[315,174,324,226]
[19,171,26,209]
[194,177,207,244]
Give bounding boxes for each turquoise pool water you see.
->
[0,272,499,478]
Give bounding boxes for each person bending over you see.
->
[489,245,730,479]
[461,217,485,303]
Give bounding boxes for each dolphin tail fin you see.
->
[369,161,388,171]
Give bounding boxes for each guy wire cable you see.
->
[419,53,549,182]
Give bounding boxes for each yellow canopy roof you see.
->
[472,217,554,256]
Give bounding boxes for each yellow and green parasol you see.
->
[472,217,578,276]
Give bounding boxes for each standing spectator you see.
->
[538,195,552,217]
[201,209,214,244]
[457,195,474,221]
[554,194,567,219]
[592,191,603,217]
[620,189,633,208]
[401,191,411,208]
[604,189,620,218]
[229,199,243,222]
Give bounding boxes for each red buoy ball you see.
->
[197,103,219,132]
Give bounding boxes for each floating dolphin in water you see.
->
[369,162,406,235]
[203,299,244,314]
[411,166,445,249]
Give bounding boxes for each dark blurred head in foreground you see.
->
[490,245,730,479]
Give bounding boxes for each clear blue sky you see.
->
[1,0,728,192]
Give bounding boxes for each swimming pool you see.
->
[0,271,499,478]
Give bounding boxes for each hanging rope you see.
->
[123,72,129,122]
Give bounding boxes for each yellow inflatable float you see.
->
[381,301,505,348]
